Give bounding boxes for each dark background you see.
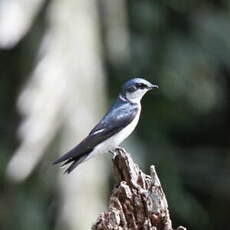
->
[1,0,230,229]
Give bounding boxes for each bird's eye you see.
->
[140,83,146,89]
[136,83,146,89]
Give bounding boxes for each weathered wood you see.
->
[92,148,186,230]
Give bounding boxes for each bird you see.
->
[53,78,158,173]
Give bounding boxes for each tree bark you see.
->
[92,148,186,230]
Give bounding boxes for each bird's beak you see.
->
[148,83,159,90]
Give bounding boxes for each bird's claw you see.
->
[109,147,126,158]
[115,147,126,153]
[109,150,117,157]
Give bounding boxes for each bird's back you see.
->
[53,96,139,173]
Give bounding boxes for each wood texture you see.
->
[92,148,186,230]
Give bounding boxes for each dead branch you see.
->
[92,149,186,230]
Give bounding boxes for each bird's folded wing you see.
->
[53,102,138,164]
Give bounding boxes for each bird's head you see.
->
[121,78,158,103]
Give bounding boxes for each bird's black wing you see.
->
[53,99,138,171]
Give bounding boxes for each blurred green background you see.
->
[0,0,230,230]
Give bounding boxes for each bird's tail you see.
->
[64,153,90,173]
[53,151,90,174]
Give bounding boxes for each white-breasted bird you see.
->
[53,78,158,173]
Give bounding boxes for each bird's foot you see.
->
[109,150,116,157]
[115,146,126,153]
[109,147,126,158]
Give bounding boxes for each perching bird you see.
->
[53,78,158,173]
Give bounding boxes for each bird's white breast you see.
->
[88,105,141,159]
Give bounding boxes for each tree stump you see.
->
[92,149,186,230]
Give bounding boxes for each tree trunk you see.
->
[92,149,186,230]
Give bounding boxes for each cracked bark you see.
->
[92,149,186,230]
